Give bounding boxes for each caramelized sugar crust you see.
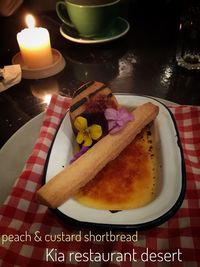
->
[75,126,157,210]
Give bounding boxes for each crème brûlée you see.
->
[74,125,157,210]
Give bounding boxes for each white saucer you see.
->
[60,17,130,44]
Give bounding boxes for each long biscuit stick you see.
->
[37,102,159,208]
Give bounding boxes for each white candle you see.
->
[17,15,53,69]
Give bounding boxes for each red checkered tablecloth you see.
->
[0,95,200,267]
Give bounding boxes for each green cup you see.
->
[56,0,120,37]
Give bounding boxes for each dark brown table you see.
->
[0,0,200,148]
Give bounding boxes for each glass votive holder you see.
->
[176,0,200,70]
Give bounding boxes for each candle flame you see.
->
[26,14,35,28]
[43,94,52,106]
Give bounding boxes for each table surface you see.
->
[0,0,200,148]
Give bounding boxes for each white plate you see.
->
[0,113,44,205]
[45,95,186,230]
[0,96,177,206]
[60,17,130,44]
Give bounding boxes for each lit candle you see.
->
[17,15,53,69]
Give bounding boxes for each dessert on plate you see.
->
[37,81,159,210]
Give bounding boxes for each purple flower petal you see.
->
[117,119,125,127]
[104,108,118,120]
[105,107,134,134]
[109,125,123,134]
[70,146,89,163]
[118,108,134,122]
[108,120,117,131]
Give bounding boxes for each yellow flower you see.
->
[74,116,102,147]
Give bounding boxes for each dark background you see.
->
[0,0,199,148]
